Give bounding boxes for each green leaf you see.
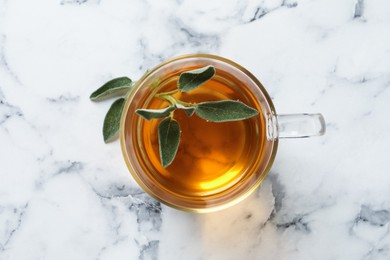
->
[175,104,196,117]
[103,98,126,143]
[90,77,133,101]
[136,106,176,120]
[158,117,181,167]
[178,65,215,92]
[195,100,259,122]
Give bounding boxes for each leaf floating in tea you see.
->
[90,77,133,101]
[195,100,259,122]
[136,106,176,120]
[103,98,126,143]
[175,104,196,117]
[178,65,215,93]
[158,117,181,168]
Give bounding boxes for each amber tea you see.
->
[125,66,266,199]
[120,54,293,212]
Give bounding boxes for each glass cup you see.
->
[120,54,325,213]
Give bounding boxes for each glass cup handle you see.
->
[267,113,326,139]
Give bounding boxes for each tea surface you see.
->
[138,69,265,196]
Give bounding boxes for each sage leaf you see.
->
[175,104,196,117]
[158,117,180,167]
[103,98,125,143]
[178,65,215,92]
[136,106,176,120]
[90,77,132,101]
[195,100,259,122]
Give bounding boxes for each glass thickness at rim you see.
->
[120,54,279,213]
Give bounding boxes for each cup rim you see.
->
[120,54,279,213]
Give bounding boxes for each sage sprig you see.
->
[136,106,176,120]
[136,65,259,168]
[90,65,259,166]
[103,98,126,142]
[158,117,181,167]
[90,77,133,101]
[90,77,135,143]
[178,65,215,92]
[195,100,259,122]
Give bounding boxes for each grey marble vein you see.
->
[276,215,311,233]
[357,205,390,227]
[139,240,159,260]
[0,92,23,125]
[0,203,29,252]
[247,1,298,23]
[60,0,100,5]
[353,0,364,19]
[47,94,80,103]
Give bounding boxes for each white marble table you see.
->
[1,0,390,259]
